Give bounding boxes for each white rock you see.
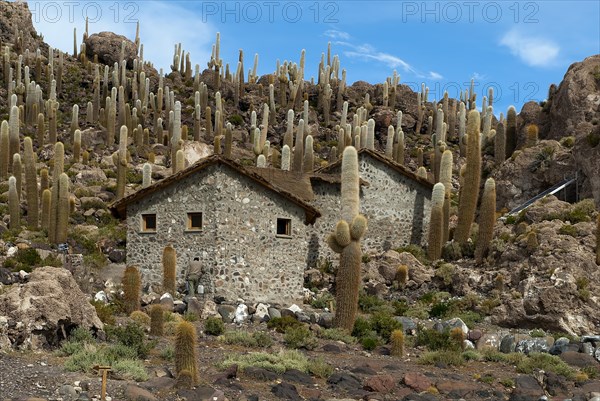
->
[463,340,475,349]
[160,293,173,300]
[288,304,302,313]
[254,303,270,320]
[18,270,29,280]
[94,291,108,303]
[6,246,17,257]
[234,304,249,324]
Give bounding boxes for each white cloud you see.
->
[471,72,486,80]
[324,29,350,40]
[500,29,560,67]
[428,71,443,80]
[27,1,214,72]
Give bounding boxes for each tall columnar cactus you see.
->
[8,106,19,171]
[142,163,152,188]
[293,119,304,172]
[385,125,394,158]
[506,106,517,157]
[41,189,51,231]
[427,183,446,261]
[8,176,20,229]
[303,135,314,173]
[395,128,405,165]
[0,121,9,179]
[73,129,82,162]
[327,147,367,331]
[281,145,291,171]
[224,123,232,158]
[24,137,39,229]
[13,154,22,200]
[366,119,375,150]
[36,113,45,146]
[174,320,199,386]
[163,245,177,295]
[70,104,79,141]
[458,102,466,156]
[454,110,481,245]
[116,126,128,199]
[122,265,141,314]
[55,173,70,244]
[494,122,506,165]
[439,150,453,243]
[475,178,496,264]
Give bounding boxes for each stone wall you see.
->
[126,163,310,304]
[308,153,432,267]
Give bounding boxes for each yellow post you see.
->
[94,365,111,401]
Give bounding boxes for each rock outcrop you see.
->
[84,31,137,69]
[0,1,45,53]
[492,140,575,211]
[0,266,104,350]
[539,54,600,206]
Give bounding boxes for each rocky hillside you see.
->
[0,1,599,401]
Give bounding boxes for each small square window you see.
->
[187,212,203,231]
[141,213,156,232]
[276,218,292,237]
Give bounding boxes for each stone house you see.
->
[110,155,320,304]
[309,148,433,267]
[111,150,432,303]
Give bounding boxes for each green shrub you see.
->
[359,331,380,351]
[219,349,308,374]
[419,350,464,366]
[567,199,595,223]
[89,300,116,325]
[499,377,515,388]
[105,323,154,358]
[351,316,372,338]
[318,328,356,344]
[516,352,575,379]
[204,317,225,336]
[228,114,244,126]
[69,327,94,343]
[369,310,402,342]
[416,327,457,351]
[311,292,334,309]
[252,331,274,348]
[267,316,302,333]
[221,331,258,347]
[308,357,334,378]
[284,326,318,350]
[392,299,409,316]
[160,345,174,361]
[358,292,386,313]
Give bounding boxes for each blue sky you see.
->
[24,0,600,115]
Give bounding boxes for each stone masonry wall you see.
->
[126,163,309,304]
[308,154,432,267]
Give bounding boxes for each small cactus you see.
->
[450,327,465,350]
[142,163,152,188]
[525,124,538,148]
[174,320,198,386]
[281,145,291,171]
[41,189,51,231]
[149,305,164,336]
[396,264,409,288]
[390,329,404,357]
[122,265,141,314]
[303,135,314,173]
[162,245,177,295]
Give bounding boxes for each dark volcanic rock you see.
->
[84,31,137,68]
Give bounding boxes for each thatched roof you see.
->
[109,155,321,224]
[316,148,433,190]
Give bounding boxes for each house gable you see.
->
[116,158,317,304]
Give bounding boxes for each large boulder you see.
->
[0,266,103,350]
[85,32,137,68]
